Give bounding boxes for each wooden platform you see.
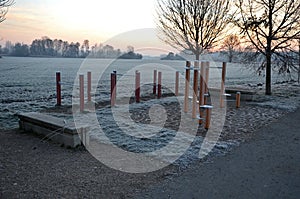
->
[18,112,89,148]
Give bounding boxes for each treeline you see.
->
[0,36,142,59]
[161,52,185,60]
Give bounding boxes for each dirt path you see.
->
[135,108,300,199]
[0,129,178,198]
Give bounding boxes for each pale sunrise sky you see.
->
[0,0,174,53]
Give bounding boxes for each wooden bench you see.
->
[18,112,89,148]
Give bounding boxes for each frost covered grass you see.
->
[37,81,300,169]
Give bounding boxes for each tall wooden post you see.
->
[158,71,162,98]
[56,72,61,106]
[184,61,191,113]
[175,71,179,96]
[204,62,210,105]
[220,62,226,108]
[79,74,84,112]
[199,62,205,106]
[153,69,157,95]
[199,62,205,123]
[111,71,117,107]
[135,71,140,103]
[192,61,199,119]
[87,71,92,102]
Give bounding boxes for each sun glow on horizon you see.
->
[0,0,158,49]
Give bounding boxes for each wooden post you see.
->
[184,61,191,113]
[87,71,92,102]
[200,105,213,129]
[79,74,84,112]
[135,71,140,103]
[175,71,179,96]
[111,71,117,107]
[220,62,226,108]
[199,62,205,106]
[199,62,205,123]
[158,71,162,98]
[56,72,61,106]
[236,92,241,108]
[205,108,212,129]
[204,62,210,105]
[153,69,157,95]
[192,61,199,119]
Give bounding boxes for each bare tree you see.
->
[127,45,134,53]
[221,34,241,62]
[156,0,233,60]
[298,38,300,83]
[289,32,300,83]
[83,39,90,53]
[0,0,14,23]
[235,0,300,95]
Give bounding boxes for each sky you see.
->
[0,0,175,54]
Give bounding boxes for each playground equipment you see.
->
[182,61,242,129]
[56,71,93,112]
[55,61,241,127]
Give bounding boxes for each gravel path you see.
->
[134,107,300,199]
[0,129,178,198]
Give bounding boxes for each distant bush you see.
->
[118,51,143,59]
[161,52,185,60]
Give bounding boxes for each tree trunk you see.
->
[265,36,272,95]
[229,51,233,63]
[196,52,200,61]
[265,50,272,95]
[298,39,300,84]
[266,3,272,96]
